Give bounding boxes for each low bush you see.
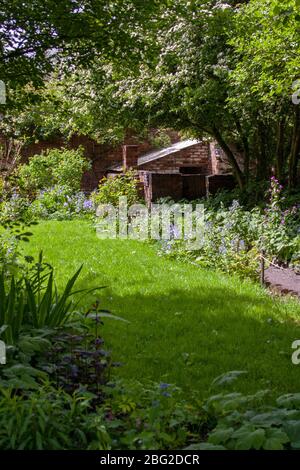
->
[92,171,141,208]
[158,177,300,278]
[17,147,91,195]
[2,371,300,450]
[0,387,108,450]
[0,147,94,223]
[28,185,94,220]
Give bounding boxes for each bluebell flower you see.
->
[229,200,240,212]
[83,199,94,210]
[219,244,227,255]
[159,383,170,390]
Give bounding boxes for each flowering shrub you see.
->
[159,201,261,279]
[0,191,30,223]
[28,185,94,220]
[260,177,299,264]
[158,179,300,278]
[92,171,141,207]
[0,146,95,222]
[0,230,19,268]
[18,147,91,195]
[0,186,94,222]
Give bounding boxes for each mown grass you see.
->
[21,219,300,398]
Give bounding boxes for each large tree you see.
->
[3,0,300,190]
[0,1,168,89]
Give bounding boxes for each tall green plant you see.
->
[0,252,102,344]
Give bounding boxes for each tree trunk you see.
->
[256,125,268,182]
[288,107,300,189]
[234,118,250,185]
[275,118,286,183]
[211,126,245,190]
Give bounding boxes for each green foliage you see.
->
[0,387,107,450]
[0,192,30,223]
[18,147,91,195]
[183,371,300,451]
[200,388,300,450]
[3,371,300,450]
[0,187,94,224]
[0,0,170,93]
[22,220,300,399]
[0,252,102,344]
[0,177,4,194]
[149,130,172,149]
[159,180,300,278]
[92,171,141,207]
[0,380,199,450]
[0,230,19,269]
[28,185,94,220]
[90,380,203,450]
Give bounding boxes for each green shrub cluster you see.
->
[0,148,94,223]
[158,178,300,278]
[92,171,141,208]
[18,147,91,194]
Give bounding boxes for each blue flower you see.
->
[159,383,170,390]
[83,199,93,210]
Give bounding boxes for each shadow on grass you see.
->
[76,281,300,398]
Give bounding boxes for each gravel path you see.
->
[265,266,300,298]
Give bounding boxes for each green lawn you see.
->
[21,219,300,397]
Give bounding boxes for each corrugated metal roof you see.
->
[137,139,200,166]
[106,139,201,172]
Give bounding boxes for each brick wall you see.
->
[139,142,212,174]
[2,131,241,198]
[209,141,244,175]
[15,130,181,192]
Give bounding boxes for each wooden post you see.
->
[260,250,265,286]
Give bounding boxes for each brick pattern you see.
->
[123,145,139,170]
[15,130,181,192]
[139,142,213,174]
[1,131,240,201]
[209,141,244,175]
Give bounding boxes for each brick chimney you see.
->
[122,145,139,170]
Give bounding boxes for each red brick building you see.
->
[107,139,236,204]
[2,132,237,202]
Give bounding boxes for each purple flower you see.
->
[83,199,93,210]
[219,244,227,255]
[159,383,170,390]
[170,224,180,239]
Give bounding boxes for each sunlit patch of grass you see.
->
[22,220,300,397]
